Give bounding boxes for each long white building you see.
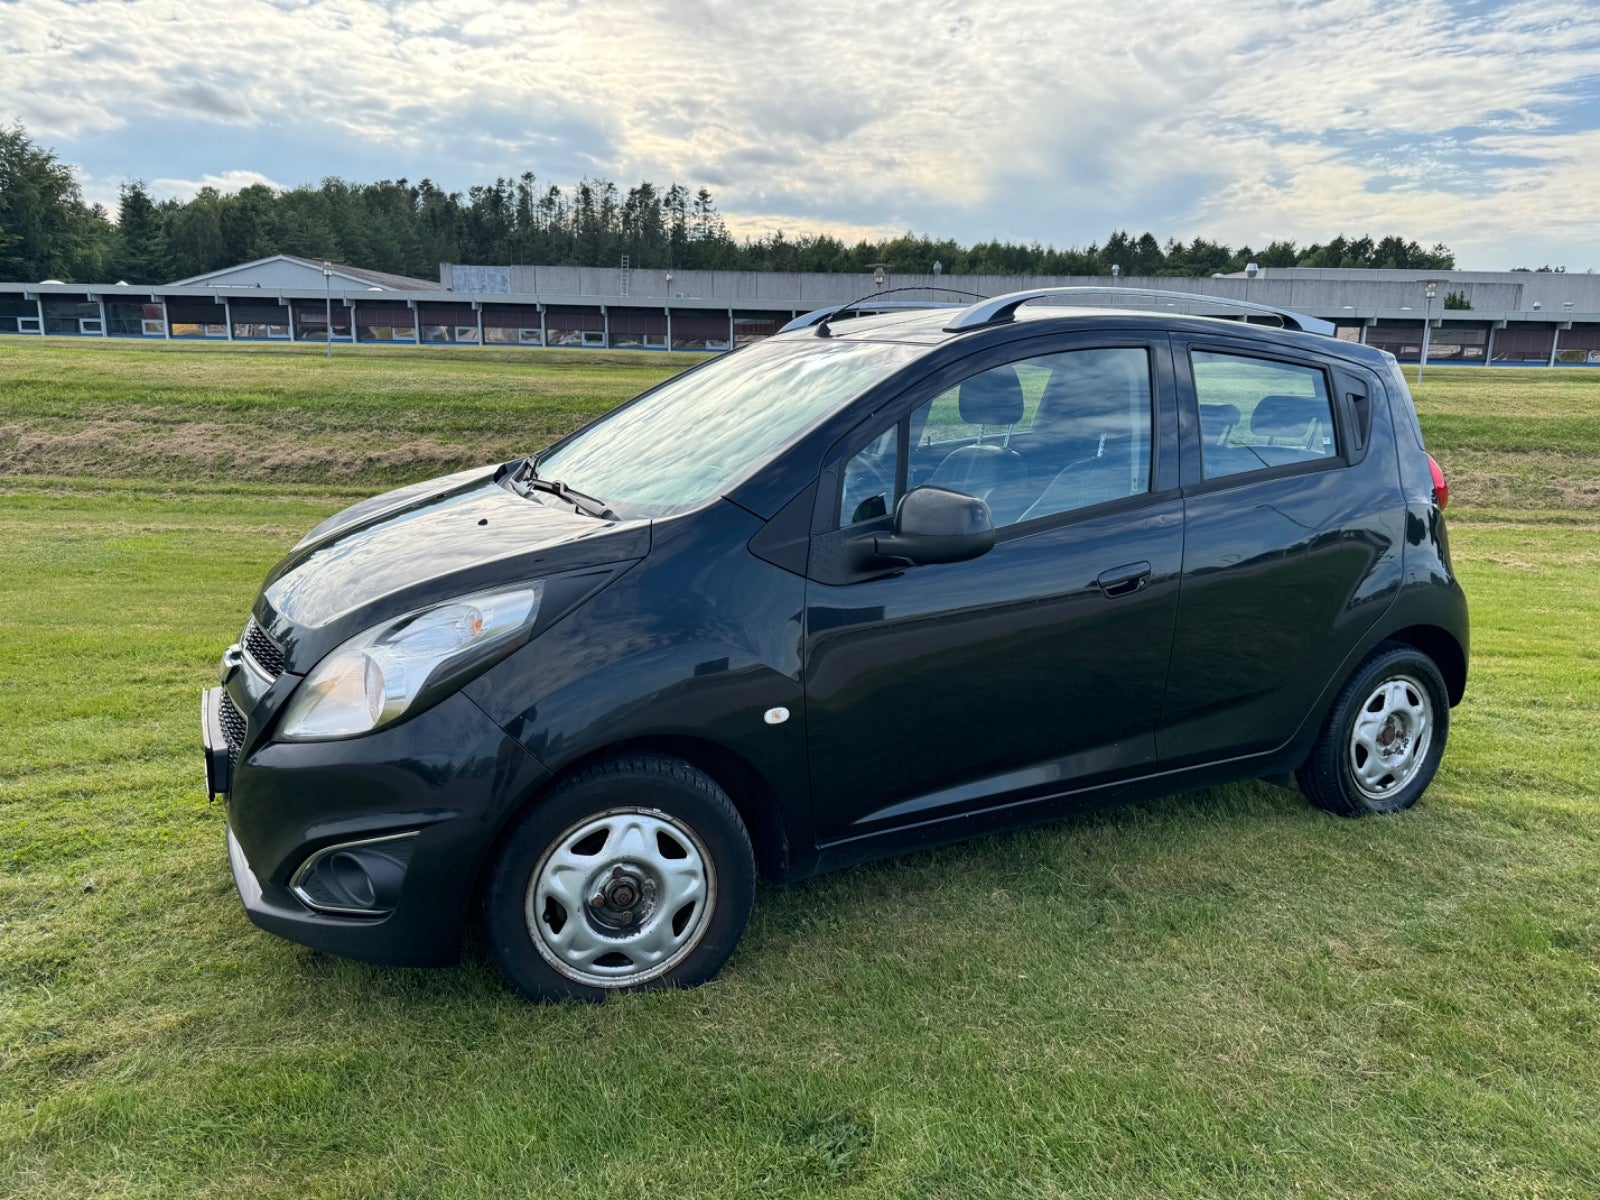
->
[1,254,1597,365]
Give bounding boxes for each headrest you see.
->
[1034,348,1147,431]
[1199,402,1241,430]
[958,366,1025,427]
[1250,394,1322,440]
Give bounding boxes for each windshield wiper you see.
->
[513,464,617,520]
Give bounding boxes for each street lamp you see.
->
[1418,280,1439,381]
[1245,261,1258,304]
[322,260,333,360]
[869,263,887,288]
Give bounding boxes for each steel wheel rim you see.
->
[1348,673,1434,801]
[526,807,716,988]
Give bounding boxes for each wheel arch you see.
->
[479,735,792,895]
[1383,623,1467,706]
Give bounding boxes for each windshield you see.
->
[532,336,923,516]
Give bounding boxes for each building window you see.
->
[484,326,541,345]
[234,322,290,339]
[611,331,669,349]
[43,299,101,335]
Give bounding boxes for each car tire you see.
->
[484,753,756,1003]
[1297,642,1451,817]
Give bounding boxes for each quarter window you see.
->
[1191,351,1337,480]
[840,428,899,527]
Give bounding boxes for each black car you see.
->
[202,288,1468,1002]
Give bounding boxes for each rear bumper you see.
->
[210,685,550,967]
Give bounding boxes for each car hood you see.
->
[255,462,650,669]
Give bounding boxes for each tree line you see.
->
[1,121,1459,285]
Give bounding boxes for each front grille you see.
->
[218,690,248,769]
[242,617,285,679]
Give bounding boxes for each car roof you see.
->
[789,303,1393,371]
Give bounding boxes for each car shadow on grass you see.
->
[262,777,1316,1016]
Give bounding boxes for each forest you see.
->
[1,121,1460,285]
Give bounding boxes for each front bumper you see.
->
[204,681,549,967]
[201,686,235,799]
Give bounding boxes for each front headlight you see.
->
[278,584,543,740]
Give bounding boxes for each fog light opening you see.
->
[329,852,377,908]
[289,831,418,917]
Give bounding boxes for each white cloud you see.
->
[147,170,286,203]
[1,0,1597,267]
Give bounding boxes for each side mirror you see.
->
[870,486,995,566]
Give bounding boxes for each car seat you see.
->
[927,366,1028,517]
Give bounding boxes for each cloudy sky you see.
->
[5,0,1599,268]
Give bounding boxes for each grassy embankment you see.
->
[1,340,1597,1198]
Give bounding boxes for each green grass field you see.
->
[2,340,1598,1198]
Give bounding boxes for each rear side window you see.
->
[1191,351,1337,480]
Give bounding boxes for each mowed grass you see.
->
[2,340,1599,1198]
[0,338,703,488]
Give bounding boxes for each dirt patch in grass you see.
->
[0,419,523,484]
[1437,448,1600,512]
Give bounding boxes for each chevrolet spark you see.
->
[203,289,1468,1002]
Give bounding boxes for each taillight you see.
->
[1427,454,1449,510]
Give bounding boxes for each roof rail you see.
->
[780,287,988,335]
[942,287,1336,337]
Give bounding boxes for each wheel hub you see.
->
[588,864,656,929]
[1377,716,1410,756]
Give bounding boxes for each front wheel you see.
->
[1297,643,1451,817]
[484,754,756,1003]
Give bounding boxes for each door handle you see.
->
[1096,561,1151,598]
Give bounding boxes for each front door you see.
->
[803,336,1185,848]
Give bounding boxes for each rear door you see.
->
[1158,337,1404,766]
[802,334,1186,848]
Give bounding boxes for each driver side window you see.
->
[835,345,1153,531]
[909,348,1152,528]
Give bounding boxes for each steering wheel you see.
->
[841,454,893,525]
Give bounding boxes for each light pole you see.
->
[1245,261,1258,306]
[323,260,333,360]
[1418,280,1439,381]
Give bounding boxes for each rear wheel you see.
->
[484,753,756,1003]
[1298,643,1450,817]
